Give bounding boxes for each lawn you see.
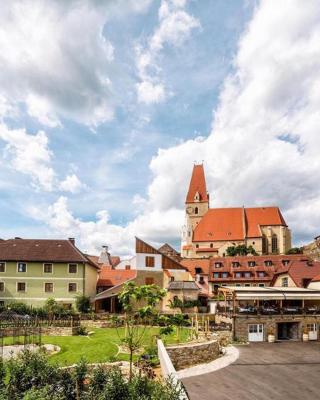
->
[37,326,190,366]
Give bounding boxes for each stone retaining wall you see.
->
[41,326,78,336]
[213,330,233,346]
[166,338,220,370]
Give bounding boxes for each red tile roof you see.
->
[186,164,208,203]
[180,258,211,277]
[193,207,287,242]
[245,207,287,237]
[272,258,320,287]
[97,269,136,287]
[0,238,97,266]
[193,208,244,241]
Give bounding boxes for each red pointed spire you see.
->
[186,164,209,204]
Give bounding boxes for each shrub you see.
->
[76,325,88,336]
[75,295,91,314]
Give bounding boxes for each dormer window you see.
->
[214,262,222,268]
[194,191,200,202]
[282,260,290,266]
[248,261,256,267]
[264,260,272,266]
[232,262,240,268]
[195,267,202,274]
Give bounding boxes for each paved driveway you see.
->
[182,342,320,400]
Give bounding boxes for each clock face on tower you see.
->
[186,206,194,214]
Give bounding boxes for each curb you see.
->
[177,346,239,379]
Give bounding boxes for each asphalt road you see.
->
[182,342,320,400]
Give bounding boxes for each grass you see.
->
[16,326,190,366]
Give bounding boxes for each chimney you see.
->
[68,238,75,246]
[98,245,112,266]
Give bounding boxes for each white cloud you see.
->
[0,0,152,128]
[59,174,84,194]
[0,124,55,191]
[136,0,200,104]
[0,124,84,193]
[136,81,166,104]
[31,0,320,254]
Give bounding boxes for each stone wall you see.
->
[213,330,233,347]
[41,326,78,336]
[235,314,320,342]
[166,338,220,370]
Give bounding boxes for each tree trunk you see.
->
[129,349,133,382]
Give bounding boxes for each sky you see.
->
[0,0,320,257]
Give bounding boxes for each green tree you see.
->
[286,247,303,254]
[226,244,258,256]
[117,281,166,381]
[75,295,91,314]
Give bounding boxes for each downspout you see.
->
[83,262,86,296]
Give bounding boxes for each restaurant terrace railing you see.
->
[217,305,320,316]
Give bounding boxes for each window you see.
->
[145,256,155,268]
[264,260,272,266]
[68,264,78,273]
[199,276,204,284]
[0,282,4,292]
[213,272,219,279]
[125,265,131,270]
[262,235,268,254]
[0,262,5,273]
[248,261,256,267]
[68,283,77,292]
[145,277,154,285]
[215,262,222,268]
[17,282,26,292]
[282,260,290,266]
[0,301,4,307]
[281,277,288,287]
[232,262,240,268]
[272,235,278,253]
[210,243,213,248]
[244,283,251,287]
[170,276,175,282]
[17,262,27,273]
[195,267,202,274]
[44,283,53,293]
[258,283,265,287]
[235,283,241,287]
[258,272,265,277]
[43,263,53,273]
[235,272,242,278]
[244,272,251,278]
[196,244,199,249]
[195,207,198,215]
[222,272,228,278]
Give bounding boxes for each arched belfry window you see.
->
[272,235,278,254]
[195,207,198,215]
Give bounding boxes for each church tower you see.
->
[181,164,209,256]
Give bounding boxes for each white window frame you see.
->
[44,282,54,293]
[68,282,77,293]
[17,262,27,273]
[68,263,78,274]
[43,263,53,274]
[0,282,4,292]
[258,283,265,287]
[0,262,6,273]
[16,282,27,292]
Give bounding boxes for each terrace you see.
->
[216,286,320,317]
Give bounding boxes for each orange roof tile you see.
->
[97,269,136,287]
[186,164,208,203]
[193,207,287,242]
[180,258,211,277]
[245,207,287,237]
[193,208,244,242]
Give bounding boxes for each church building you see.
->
[181,164,291,258]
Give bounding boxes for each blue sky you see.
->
[0,1,320,255]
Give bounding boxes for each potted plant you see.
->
[267,327,275,343]
[302,326,309,342]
